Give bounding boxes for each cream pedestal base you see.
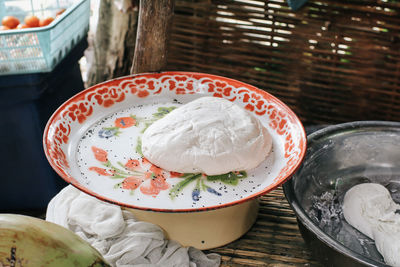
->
[125,199,259,250]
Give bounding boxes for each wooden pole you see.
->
[131,0,174,74]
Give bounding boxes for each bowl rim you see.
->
[283,121,400,267]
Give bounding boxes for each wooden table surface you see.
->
[207,187,323,266]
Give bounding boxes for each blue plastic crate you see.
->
[0,0,89,75]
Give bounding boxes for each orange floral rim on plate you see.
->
[43,72,306,212]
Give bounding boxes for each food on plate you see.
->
[24,15,40,27]
[343,183,400,267]
[1,16,19,29]
[39,17,55,27]
[0,25,10,30]
[0,214,110,266]
[142,96,273,175]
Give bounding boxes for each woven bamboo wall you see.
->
[166,0,400,125]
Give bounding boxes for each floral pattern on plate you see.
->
[89,105,248,200]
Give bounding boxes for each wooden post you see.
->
[131,0,174,74]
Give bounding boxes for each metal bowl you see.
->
[283,121,400,267]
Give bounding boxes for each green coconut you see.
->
[0,214,110,267]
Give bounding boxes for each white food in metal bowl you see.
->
[141,96,273,175]
[343,183,400,267]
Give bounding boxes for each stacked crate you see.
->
[0,0,90,210]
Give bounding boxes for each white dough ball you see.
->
[141,97,272,175]
[343,183,400,266]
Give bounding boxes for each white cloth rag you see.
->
[46,185,221,267]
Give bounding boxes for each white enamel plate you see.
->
[44,72,306,212]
